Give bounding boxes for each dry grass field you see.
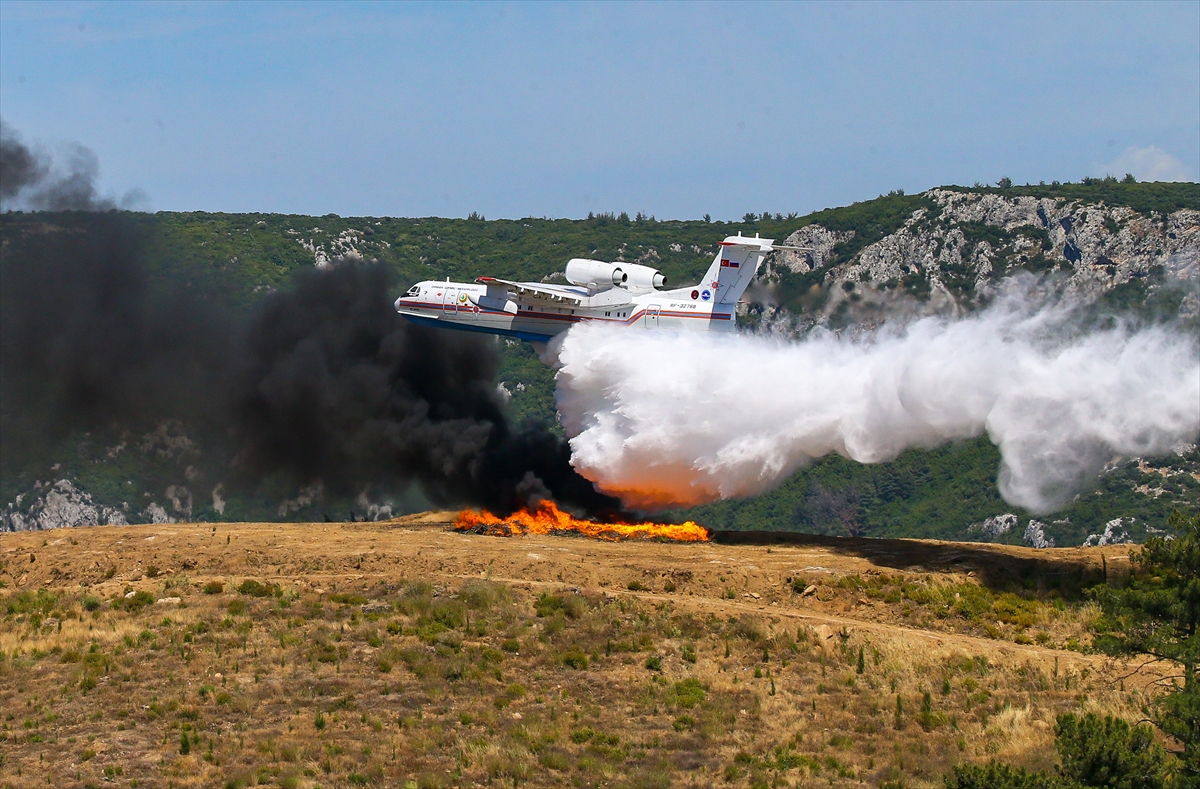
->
[0,515,1169,789]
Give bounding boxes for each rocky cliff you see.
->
[0,479,129,532]
[761,187,1199,325]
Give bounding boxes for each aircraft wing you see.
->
[475,277,584,307]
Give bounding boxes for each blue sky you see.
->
[1,1,1197,220]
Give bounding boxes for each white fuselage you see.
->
[394,234,779,344]
[394,281,734,343]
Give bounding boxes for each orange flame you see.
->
[454,500,709,542]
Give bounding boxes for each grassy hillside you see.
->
[0,519,1159,788]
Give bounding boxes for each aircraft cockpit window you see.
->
[404,285,420,297]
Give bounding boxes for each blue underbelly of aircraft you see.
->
[399,312,559,344]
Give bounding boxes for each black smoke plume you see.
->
[1,124,620,518]
[233,264,621,515]
[1,122,115,211]
[0,214,233,467]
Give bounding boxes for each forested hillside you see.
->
[2,179,1197,545]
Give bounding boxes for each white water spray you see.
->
[553,286,1200,513]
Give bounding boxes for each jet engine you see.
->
[622,263,667,292]
[565,258,627,289]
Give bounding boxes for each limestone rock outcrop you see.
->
[1023,520,1055,549]
[760,225,855,280]
[771,188,1199,319]
[1,480,128,532]
[967,513,1017,540]
[1083,518,1133,547]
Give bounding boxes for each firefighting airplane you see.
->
[394,234,806,343]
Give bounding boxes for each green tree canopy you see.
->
[1093,510,1200,781]
[946,711,1172,789]
[1055,712,1170,789]
[945,760,1073,789]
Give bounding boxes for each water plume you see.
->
[553,281,1200,514]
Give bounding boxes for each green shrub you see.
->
[82,596,101,612]
[562,648,589,670]
[236,579,277,598]
[917,691,945,731]
[202,581,223,595]
[949,586,992,620]
[329,592,367,605]
[992,593,1037,628]
[429,600,464,629]
[534,593,564,617]
[5,582,60,613]
[561,594,587,619]
[667,678,706,708]
[944,761,1066,789]
[1055,712,1169,789]
[644,655,662,671]
[775,747,821,771]
[122,591,155,612]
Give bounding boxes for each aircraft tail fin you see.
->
[699,235,775,305]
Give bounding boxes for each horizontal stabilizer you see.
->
[703,234,776,305]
